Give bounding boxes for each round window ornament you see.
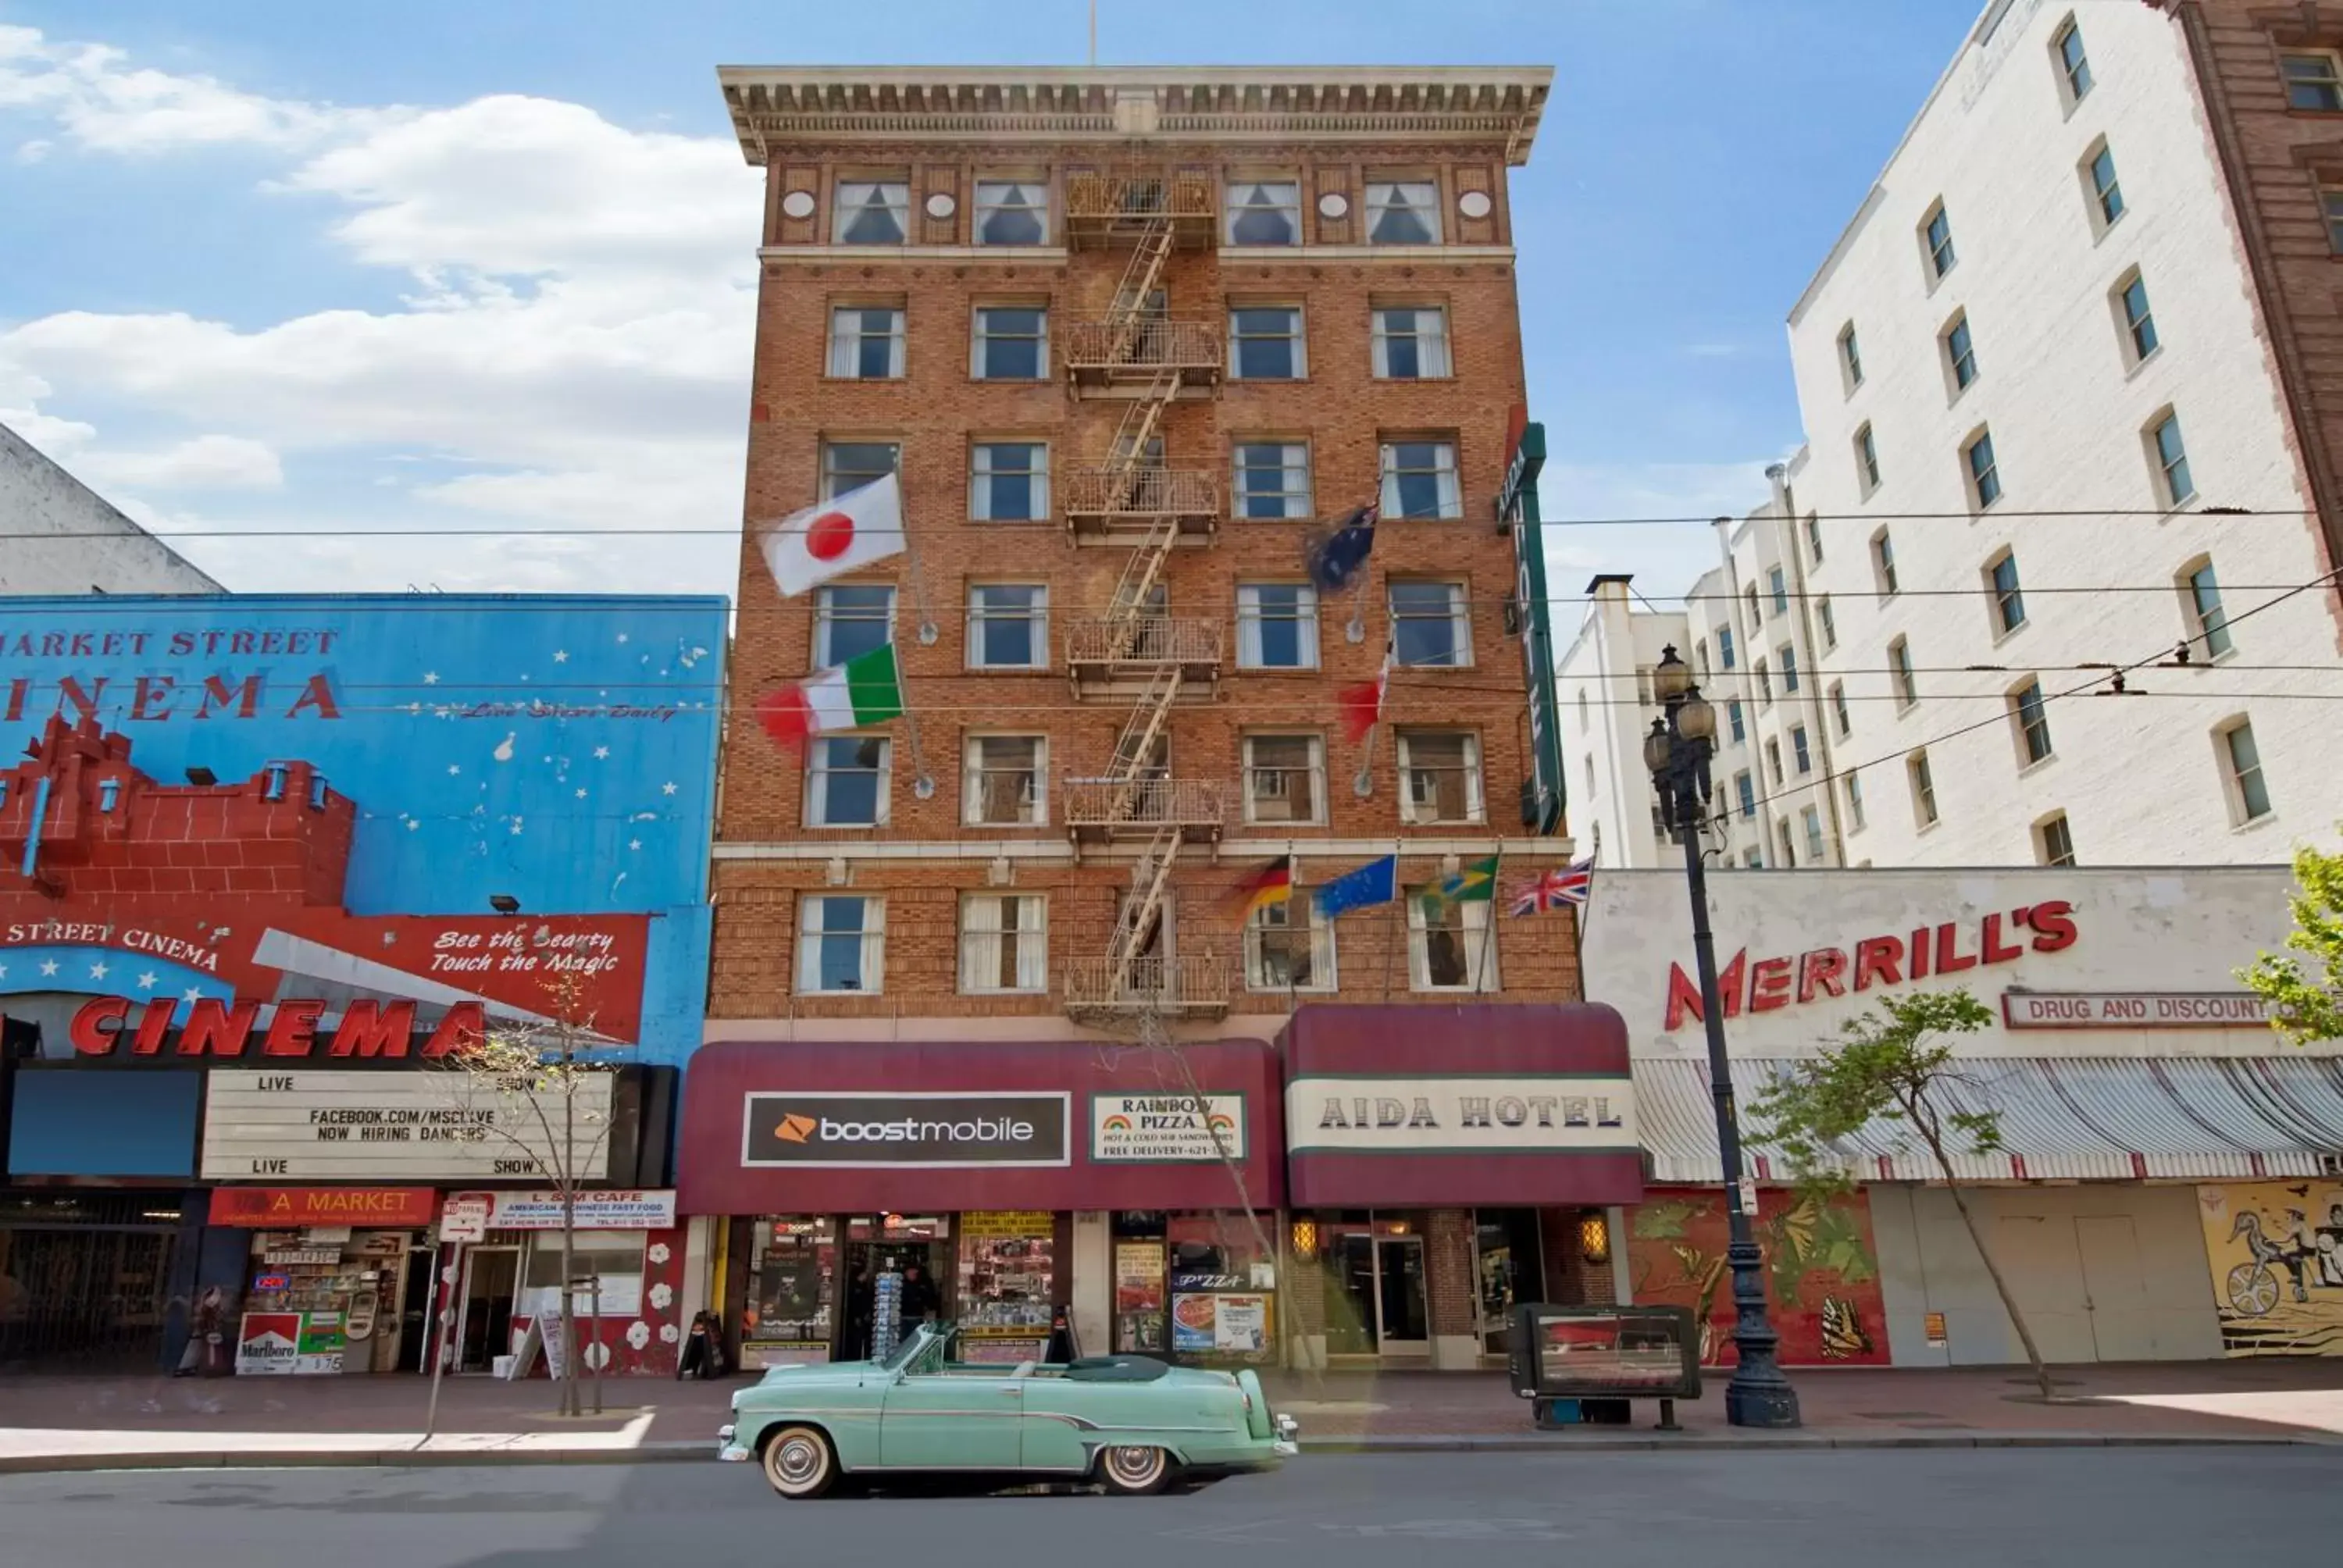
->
[780,190,816,219]
[925,191,956,219]
[1458,189,1493,220]
[1318,191,1349,219]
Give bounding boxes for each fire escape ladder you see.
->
[1104,216,1175,361]
[1106,665,1181,820]
[1104,823,1182,1003]
[1104,515,1179,659]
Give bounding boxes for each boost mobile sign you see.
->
[740,1092,1071,1168]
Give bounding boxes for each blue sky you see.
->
[0,0,1983,602]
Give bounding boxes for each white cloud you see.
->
[1536,459,1778,609]
[0,25,761,596]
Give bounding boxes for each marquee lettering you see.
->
[67,997,484,1062]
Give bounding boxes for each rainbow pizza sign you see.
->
[1091,1094,1246,1164]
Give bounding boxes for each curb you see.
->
[0,1430,2323,1475]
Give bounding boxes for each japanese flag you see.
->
[757,472,905,597]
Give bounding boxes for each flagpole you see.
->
[1472,839,1506,992]
[894,655,936,799]
[1380,837,1402,1002]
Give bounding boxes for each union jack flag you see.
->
[1509,855,1595,917]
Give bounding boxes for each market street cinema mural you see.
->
[1628,1186,1891,1367]
[0,595,724,1063]
[2199,1181,2343,1357]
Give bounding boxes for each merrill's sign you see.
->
[2002,992,2270,1028]
[1286,1076,1636,1153]
[741,1092,1070,1168]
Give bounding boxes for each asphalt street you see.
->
[1,1448,2334,1567]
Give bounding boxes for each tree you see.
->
[2238,841,2343,1047]
[1748,989,2057,1401]
[431,966,615,1417]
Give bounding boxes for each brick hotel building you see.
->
[680,65,1646,1372]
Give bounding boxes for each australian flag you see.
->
[1303,504,1378,592]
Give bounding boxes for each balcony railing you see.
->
[1064,777,1224,839]
[1061,466,1219,526]
[1065,172,1215,228]
[1065,616,1224,672]
[1062,953,1232,1017]
[1063,319,1221,383]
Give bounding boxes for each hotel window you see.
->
[1396,730,1484,825]
[1777,818,1797,869]
[1988,551,2026,634]
[1717,626,1736,668]
[959,894,1047,994]
[1838,323,1863,390]
[2283,52,2343,111]
[1806,514,1825,564]
[1944,312,1977,391]
[2150,411,2195,506]
[2117,271,2159,363]
[1371,306,1452,379]
[1727,698,1746,743]
[2084,141,2124,228]
[1389,580,1471,668]
[1768,566,1788,615]
[2012,679,2054,765]
[1856,422,1881,494]
[973,180,1048,245]
[1779,643,1799,693]
[821,440,898,502]
[1873,527,1899,596]
[1735,770,1756,819]
[1224,180,1300,245]
[967,584,1047,669]
[1966,428,2002,509]
[2326,185,2343,252]
[804,736,890,829]
[814,585,894,670]
[1236,583,1320,668]
[1908,750,1939,828]
[1408,889,1497,992]
[1249,899,1334,992]
[963,735,1046,826]
[1744,585,1762,636]
[1230,306,1306,379]
[1232,441,1312,519]
[1380,439,1464,519]
[1243,733,1326,825]
[1817,594,1837,650]
[2054,17,2093,104]
[797,895,883,994]
[828,306,904,379]
[1803,806,1826,865]
[833,180,910,244]
[1830,681,1850,737]
[1922,201,1956,280]
[1366,180,1441,244]
[969,442,1049,521]
[1846,773,1867,832]
[1792,725,1812,775]
[1891,636,1917,709]
[2036,812,2077,868]
[2217,717,2272,823]
[1742,846,1763,869]
[1764,738,1783,788]
[1753,659,1771,707]
[972,306,1047,380]
[2182,558,2233,659]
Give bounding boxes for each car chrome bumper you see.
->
[1273,1413,1300,1457]
[717,1423,751,1463]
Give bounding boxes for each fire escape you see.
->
[1059,165,1229,1025]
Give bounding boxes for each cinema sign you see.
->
[68,998,487,1061]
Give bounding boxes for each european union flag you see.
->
[1312,854,1397,918]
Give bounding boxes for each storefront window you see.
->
[1475,1209,1546,1354]
[518,1231,646,1319]
[743,1217,836,1368]
[238,1228,413,1375]
[1166,1213,1276,1364]
[955,1211,1055,1363]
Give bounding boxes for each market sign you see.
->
[1090,1093,1246,1163]
[1286,1076,1638,1154]
[740,1092,1070,1169]
[2001,992,2271,1029]
[198,1071,614,1181]
[465,1188,678,1230]
[208,1185,438,1228]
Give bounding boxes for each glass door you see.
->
[1322,1231,1378,1355]
[1374,1235,1428,1354]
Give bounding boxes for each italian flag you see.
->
[754,643,904,747]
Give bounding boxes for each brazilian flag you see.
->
[1432,855,1499,905]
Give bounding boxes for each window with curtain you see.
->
[1407,889,1497,992]
[958,894,1048,994]
[813,585,894,670]
[797,896,883,993]
[1379,440,1462,519]
[1371,307,1451,379]
[970,443,1049,521]
[972,306,1047,380]
[1224,180,1300,245]
[1366,181,1441,244]
[1396,730,1482,825]
[833,180,910,244]
[974,180,1048,245]
[1243,733,1325,825]
[1389,580,1470,668]
[828,306,904,378]
[1232,442,1312,519]
[804,736,890,828]
[1229,307,1306,379]
[1247,899,1333,992]
[962,736,1046,826]
[967,584,1047,668]
[821,441,899,501]
[1236,583,1319,669]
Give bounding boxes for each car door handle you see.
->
[998,1388,1022,1397]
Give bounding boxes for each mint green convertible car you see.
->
[717,1321,1299,1498]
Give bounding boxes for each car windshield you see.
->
[880,1321,952,1372]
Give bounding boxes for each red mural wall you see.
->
[1626,1186,1891,1367]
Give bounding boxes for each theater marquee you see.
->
[199,1070,615,1181]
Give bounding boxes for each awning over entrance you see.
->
[1282,1003,1644,1208]
[1638,1054,2343,1184]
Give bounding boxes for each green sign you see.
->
[1498,421,1566,834]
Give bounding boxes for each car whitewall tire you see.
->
[761,1425,836,1499]
[1097,1444,1172,1496]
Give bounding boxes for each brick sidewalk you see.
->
[5,1358,2342,1451]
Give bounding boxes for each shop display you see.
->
[742,1217,836,1368]
[237,1228,409,1374]
[870,1270,903,1362]
[1114,1241,1167,1354]
[1164,1214,1277,1365]
[235,1309,346,1374]
[956,1211,1054,1363]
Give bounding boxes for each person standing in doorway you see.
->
[898,1262,940,1327]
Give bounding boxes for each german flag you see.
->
[1236,856,1294,918]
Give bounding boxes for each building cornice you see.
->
[716,66,1553,167]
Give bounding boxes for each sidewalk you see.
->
[4,1359,2341,1474]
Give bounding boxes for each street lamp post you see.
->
[1642,644,1801,1429]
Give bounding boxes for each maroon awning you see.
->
[677,1039,1284,1215]
[1280,1003,1644,1209]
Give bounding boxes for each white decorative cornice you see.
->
[716,66,1552,166]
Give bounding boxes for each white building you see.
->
[1565,0,2343,870]
[1,421,222,594]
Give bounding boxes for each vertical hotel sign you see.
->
[1498,413,1564,833]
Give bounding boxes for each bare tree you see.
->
[429,964,615,1417]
